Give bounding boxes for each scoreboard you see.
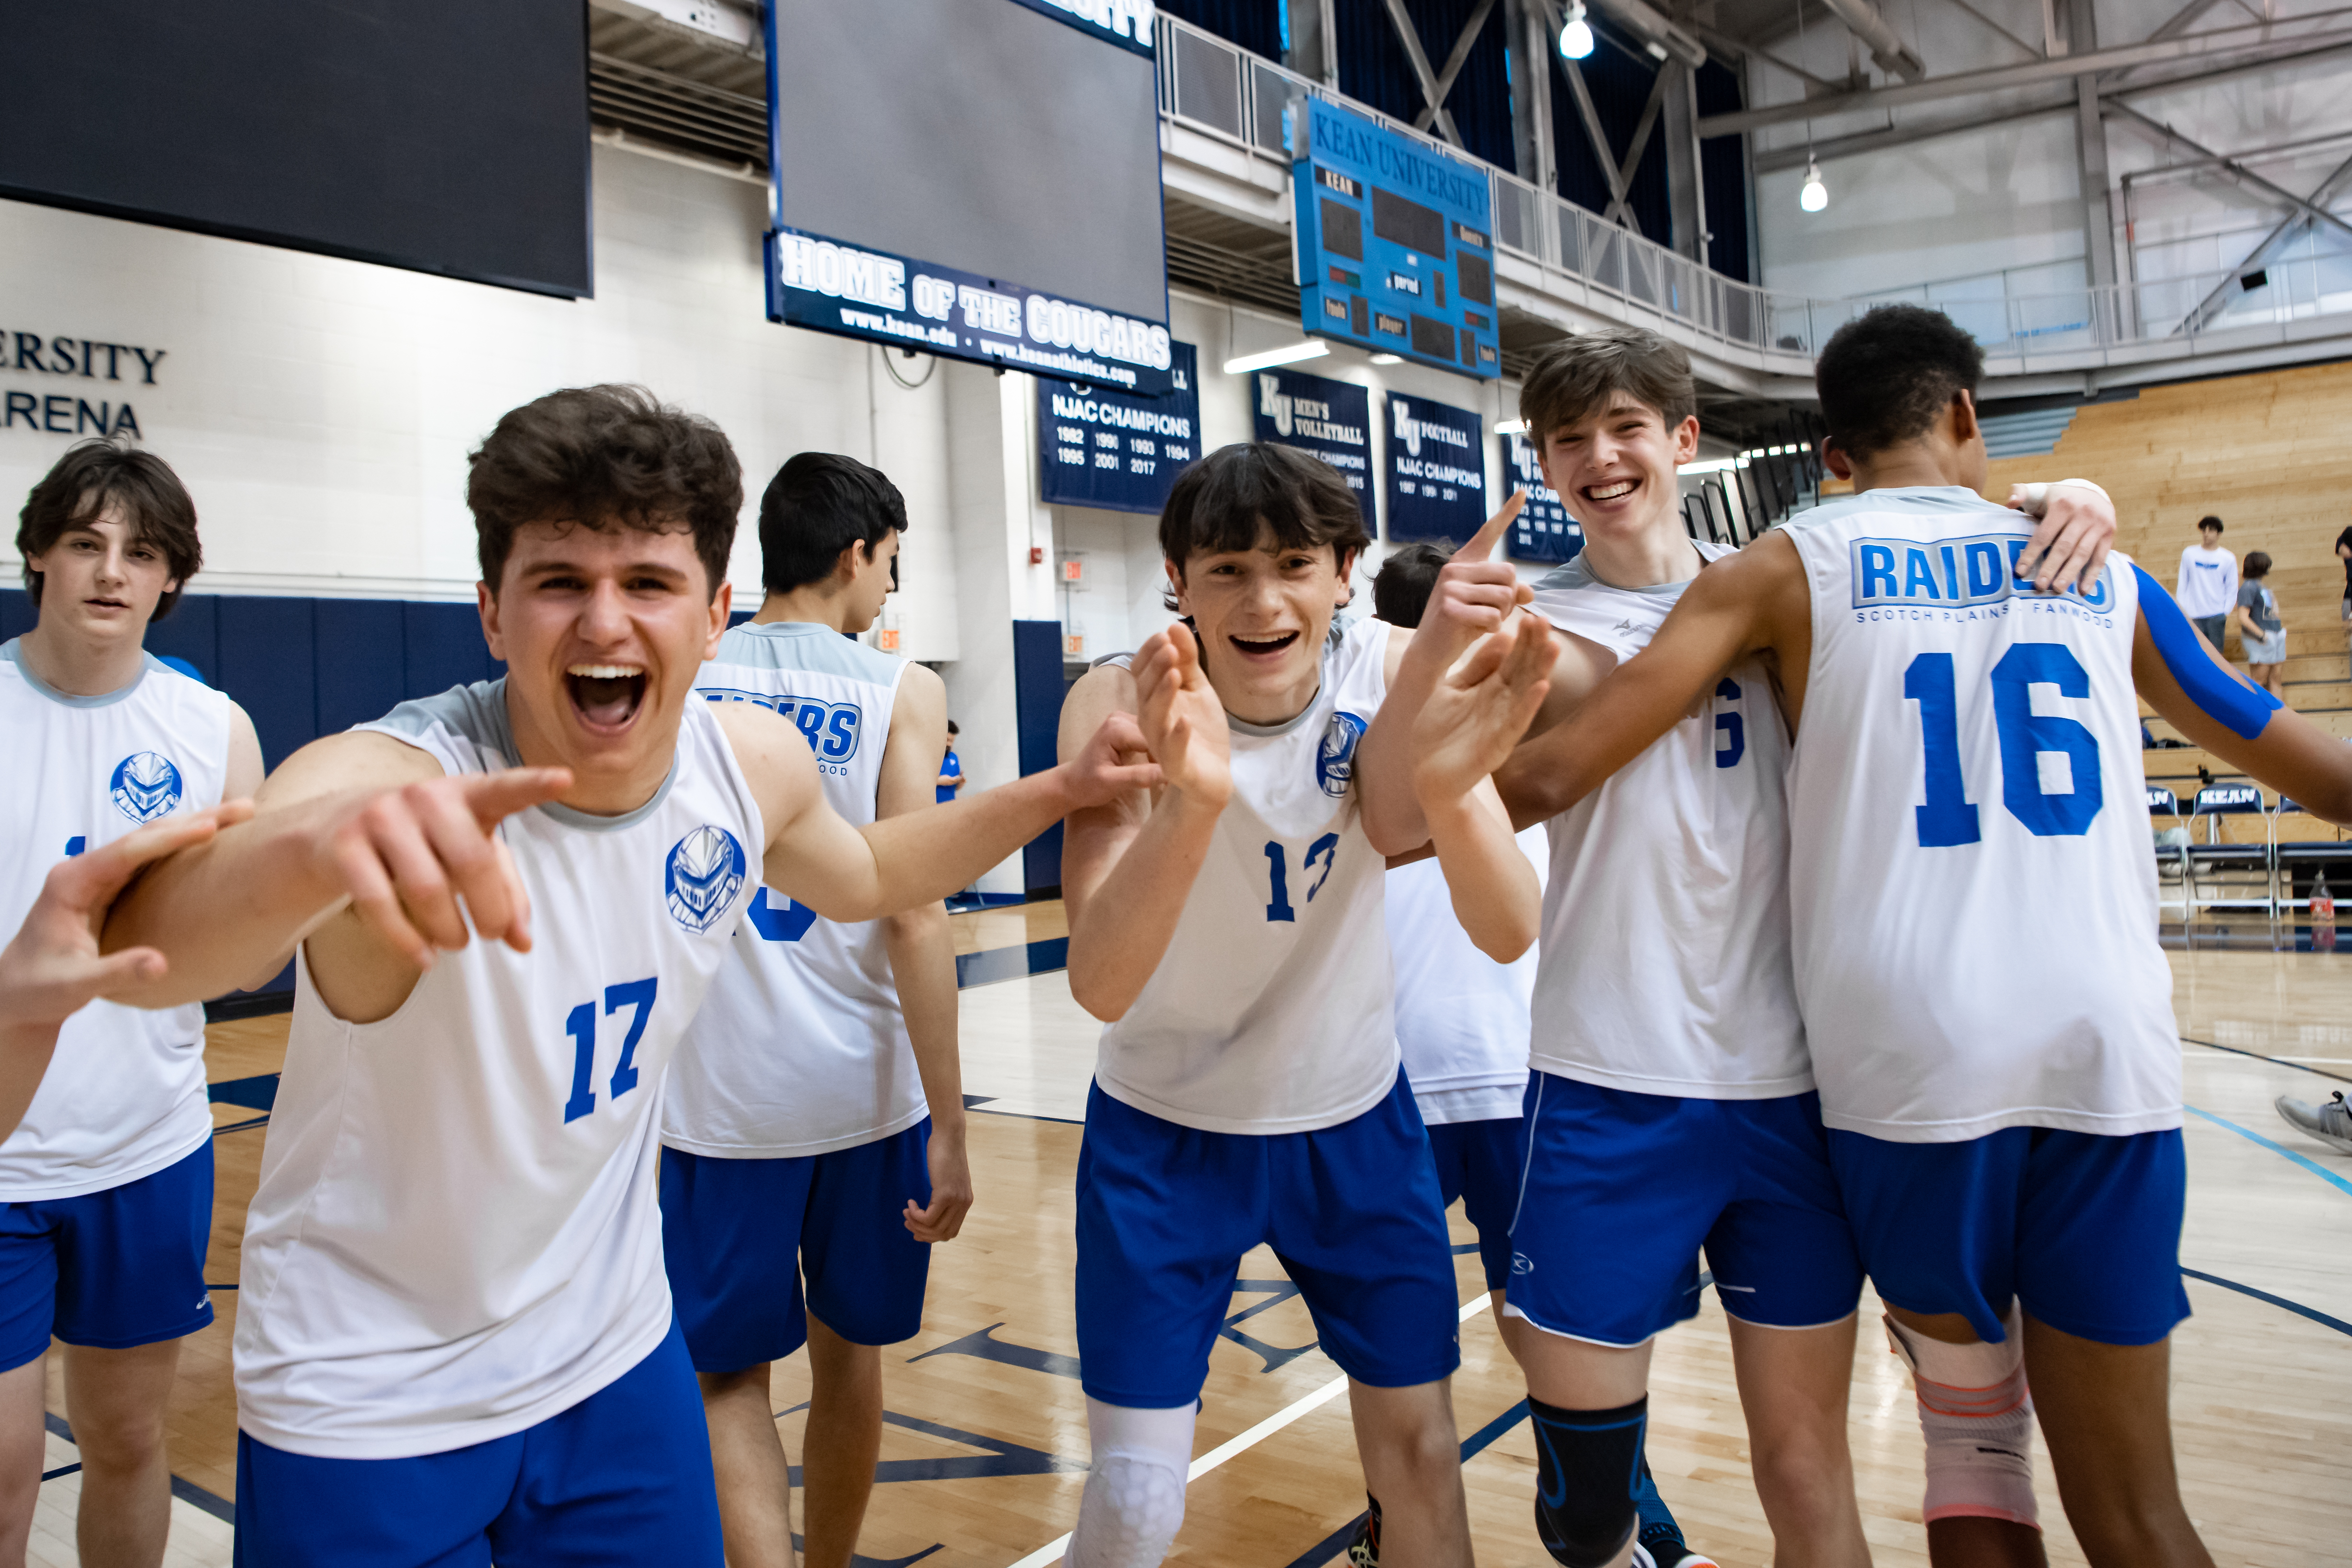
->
[1292,99,1500,380]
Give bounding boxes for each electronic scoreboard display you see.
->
[1292,99,1499,380]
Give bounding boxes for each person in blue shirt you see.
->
[936,721,964,805]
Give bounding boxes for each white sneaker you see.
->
[2275,1091,2352,1155]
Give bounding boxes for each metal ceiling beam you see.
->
[2106,100,2352,242]
[1941,0,2045,62]
[1380,0,1467,145]
[1411,0,1501,136]
[1747,36,2352,171]
[2179,144,2352,330]
[1817,0,1927,81]
[1605,66,1677,227]
[1697,8,2352,136]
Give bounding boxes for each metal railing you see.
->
[1153,14,2352,367]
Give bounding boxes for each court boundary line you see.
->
[1002,1296,1496,1568]
[2182,1033,2352,1084]
[2181,1266,2352,1337]
[2184,1103,2352,1196]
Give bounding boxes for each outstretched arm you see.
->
[1357,496,1534,856]
[0,807,249,1138]
[2131,566,2352,822]
[1496,534,1800,827]
[1059,629,1232,1022]
[734,699,1161,929]
[1410,614,1554,960]
[874,667,973,1244]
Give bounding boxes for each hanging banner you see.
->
[1501,430,1584,563]
[1384,394,1485,544]
[1038,341,1199,513]
[1250,366,1371,515]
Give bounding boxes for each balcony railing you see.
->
[1155,14,2352,367]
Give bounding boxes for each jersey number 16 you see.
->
[1904,646,2104,847]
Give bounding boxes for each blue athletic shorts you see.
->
[1075,1072,1461,1408]
[1505,1074,1864,1347]
[1828,1126,2192,1347]
[0,1140,214,1373]
[233,1317,720,1568]
[660,1119,934,1374]
[1423,1116,1523,1292]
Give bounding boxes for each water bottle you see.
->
[2314,870,2336,952]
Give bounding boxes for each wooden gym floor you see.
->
[23,901,2351,1567]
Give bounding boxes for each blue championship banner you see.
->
[1251,366,1371,516]
[765,229,1176,397]
[1384,394,1485,544]
[1501,430,1583,563]
[1039,341,1199,513]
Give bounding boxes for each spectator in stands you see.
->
[936,719,964,804]
[2232,551,2288,696]
[2336,523,2352,676]
[2177,514,2237,649]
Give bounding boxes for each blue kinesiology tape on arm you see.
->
[2131,563,2280,740]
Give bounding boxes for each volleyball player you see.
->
[98,384,1159,1566]
[1506,304,2352,1568]
[1054,442,1552,1568]
[0,441,264,1568]
[1370,540,1710,1568]
[664,452,965,1568]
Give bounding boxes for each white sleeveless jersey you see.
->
[1525,545,1809,1099]
[665,622,923,1158]
[1385,827,1544,1125]
[1783,488,2177,1142]
[1096,616,1397,1134]
[0,639,227,1203]
[234,684,764,1459]
[0,642,229,1199]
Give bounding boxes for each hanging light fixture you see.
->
[1559,1,1595,58]
[1800,156,1828,212]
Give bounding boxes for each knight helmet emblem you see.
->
[664,825,748,934]
[1316,710,1369,799]
[109,752,184,824]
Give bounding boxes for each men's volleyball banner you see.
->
[765,228,1176,396]
[1384,394,1485,544]
[1501,430,1583,563]
[1038,341,1199,513]
[1250,366,1371,515]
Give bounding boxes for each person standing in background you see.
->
[937,720,964,804]
[2231,551,2288,697]
[2335,523,2352,676]
[2177,515,2236,650]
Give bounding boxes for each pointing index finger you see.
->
[1459,490,1526,563]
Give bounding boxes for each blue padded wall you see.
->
[1013,619,1066,893]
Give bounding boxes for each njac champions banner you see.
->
[1502,430,1583,563]
[765,230,1176,396]
[1385,394,1484,544]
[1039,341,1199,513]
[1251,366,1370,515]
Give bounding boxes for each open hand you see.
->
[2008,479,2116,594]
[0,802,253,1034]
[1413,493,1535,670]
[1412,612,1557,806]
[1131,625,1232,808]
[321,768,571,972]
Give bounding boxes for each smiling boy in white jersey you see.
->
[1055,441,1555,1568]
[663,452,966,1568]
[1508,304,2352,1568]
[94,385,1159,1568]
[0,441,265,1568]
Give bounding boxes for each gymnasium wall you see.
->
[1747,0,2352,310]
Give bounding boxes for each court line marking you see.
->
[2181,1266,2352,1338]
[2181,1033,2352,1084]
[1003,1295,1495,1568]
[2184,1103,2352,1197]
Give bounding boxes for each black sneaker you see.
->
[1346,1494,1382,1568]
[1633,1460,1718,1568]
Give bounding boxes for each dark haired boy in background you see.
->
[96,386,1158,1565]
[0,439,262,1568]
[1053,441,1554,1567]
[1503,304,2352,1567]
[663,451,966,1568]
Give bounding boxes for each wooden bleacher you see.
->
[1979,362,2352,837]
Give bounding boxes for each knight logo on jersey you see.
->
[700,687,862,765]
[1316,711,1369,799]
[109,752,184,823]
[664,825,748,934]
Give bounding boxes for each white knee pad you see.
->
[1883,1307,2040,1530]
[1068,1398,1196,1568]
